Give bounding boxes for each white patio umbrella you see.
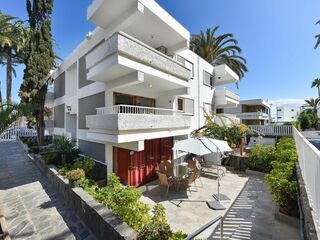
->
[173,137,232,210]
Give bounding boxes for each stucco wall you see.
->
[78,92,105,129]
[54,72,66,99]
[54,104,65,128]
[79,55,94,88]
[79,139,106,163]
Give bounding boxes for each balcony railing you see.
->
[96,104,188,116]
[86,32,190,82]
[237,112,269,119]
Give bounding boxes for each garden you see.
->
[247,136,298,216]
[20,136,187,240]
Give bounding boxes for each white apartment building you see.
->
[223,99,270,125]
[274,106,301,123]
[50,0,239,186]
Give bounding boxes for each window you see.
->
[203,103,213,116]
[177,97,194,115]
[291,109,294,111]
[216,108,224,114]
[277,109,282,111]
[204,71,213,87]
[291,117,294,119]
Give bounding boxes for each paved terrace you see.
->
[140,172,300,239]
[0,142,95,240]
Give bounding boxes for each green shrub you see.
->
[298,111,317,130]
[265,161,297,208]
[53,136,75,155]
[276,136,296,151]
[28,146,40,154]
[66,168,85,181]
[42,152,59,164]
[72,157,95,175]
[247,145,276,173]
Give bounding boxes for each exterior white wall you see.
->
[275,106,301,122]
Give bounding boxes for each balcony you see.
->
[214,88,239,108]
[236,112,269,120]
[86,105,191,134]
[86,32,190,84]
[214,64,239,86]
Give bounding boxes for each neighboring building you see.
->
[44,84,55,136]
[274,106,301,123]
[50,0,239,186]
[224,99,270,125]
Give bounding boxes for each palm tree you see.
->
[191,26,248,79]
[305,98,320,113]
[311,78,320,98]
[0,11,27,104]
[315,20,320,49]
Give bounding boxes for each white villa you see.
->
[49,0,239,186]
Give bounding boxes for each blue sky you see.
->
[1,0,320,105]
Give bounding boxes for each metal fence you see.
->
[248,125,293,136]
[293,127,320,234]
[0,127,37,141]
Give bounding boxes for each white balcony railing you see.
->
[96,105,188,116]
[237,112,269,119]
[293,127,320,237]
[247,125,293,136]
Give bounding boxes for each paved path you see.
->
[0,142,96,240]
[210,175,300,240]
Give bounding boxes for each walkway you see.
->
[210,175,300,240]
[0,142,96,240]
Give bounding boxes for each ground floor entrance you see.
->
[113,137,173,186]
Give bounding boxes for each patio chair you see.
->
[165,160,174,177]
[181,171,197,194]
[157,171,175,197]
[194,159,203,187]
[157,162,166,174]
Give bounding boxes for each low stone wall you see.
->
[296,163,318,240]
[30,153,137,240]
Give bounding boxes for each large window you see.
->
[204,71,213,87]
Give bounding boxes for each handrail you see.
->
[184,216,223,240]
[96,104,188,116]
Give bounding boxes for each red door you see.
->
[113,147,130,185]
[113,137,174,187]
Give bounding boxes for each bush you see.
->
[247,145,276,173]
[265,161,297,208]
[53,136,76,155]
[28,146,40,154]
[42,152,59,164]
[265,136,298,210]
[298,111,317,130]
[72,157,95,175]
[66,168,85,181]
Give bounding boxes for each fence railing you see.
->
[184,216,223,240]
[96,104,187,116]
[248,125,293,136]
[293,127,320,234]
[0,127,37,141]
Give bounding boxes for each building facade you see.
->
[274,106,301,123]
[50,0,239,186]
[223,99,270,125]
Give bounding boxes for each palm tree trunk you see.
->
[318,86,320,99]
[6,48,12,105]
[0,80,2,110]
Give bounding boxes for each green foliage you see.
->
[28,145,40,154]
[265,161,297,208]
[19,0,56,145]
[138,204,172,240]
[53,136,75,154]
[298,111,317,130]
[0,103,33,134]
[65,168,85,181]
[191,26,248,79]
[59,157,95,177]
[265,136,298,208]
[42,152,58,164]
[247,145,276,173]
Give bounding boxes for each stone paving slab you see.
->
[210,176,300,240]
[0,142,96,240]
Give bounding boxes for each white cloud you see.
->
[269,98,306,107]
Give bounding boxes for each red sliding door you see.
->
[113,137,173,187]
